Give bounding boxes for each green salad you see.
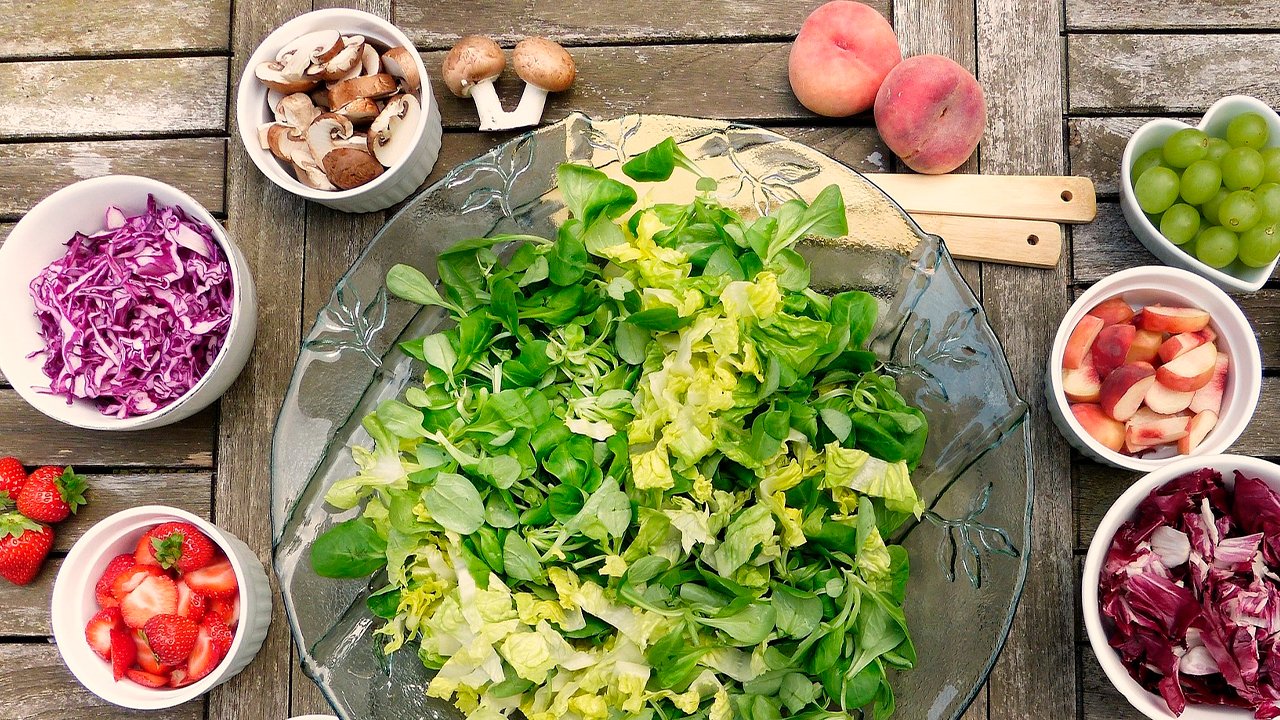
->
[311,138,929,720]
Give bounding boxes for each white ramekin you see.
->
[0,175,258,431]
[235,8,443,213]
[51,506,272,710]
[1045,266,1261,471]
[1083,454,1280,720]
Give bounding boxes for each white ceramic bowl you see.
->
[1083,454,1280,719]
[51,506,273,710]
[0,175,257,431]
[236,8,443,213]
[1046,266,1261,471]
[1121,95,1280,293]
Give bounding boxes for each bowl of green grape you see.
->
[1121,95,1280,293]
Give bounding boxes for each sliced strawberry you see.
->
[124,668,169,688]
[109,629,135,681]
[182,558,237,599]
[201,615,234,657]
[186,622,228,682]
[111,564,167,602]
[95,554,136,609]
[175,580,207,622]
[132,630,171,675]
[146,522,217,573]
[207,595,239,628]
[120,574,178,629]
[85,607,122,661]
[143,614,200,665]
[167,666,195,688]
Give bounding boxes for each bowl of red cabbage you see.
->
[0,175,257,430]
[1084,454,1280,720]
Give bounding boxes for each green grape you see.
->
[1218,190,1262,232]
[1240,223,1280,267]
[1200,188,1230,225]
[1262,147,1280,184]
[1134,166,1181,214]
[1226,112,1269,148]
[1179,159,1221,205]
[1131,147,1166,179]
[1255,182,1280,221]
[1195,226,1239,268]
[1162,128,1209,168]
[1222,147,1265,190]
[1160,203,1200,245]
[1205,137,1231,163]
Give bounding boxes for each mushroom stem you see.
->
[507,84,550,129]
[469,81,510,132]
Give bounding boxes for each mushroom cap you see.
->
[381,46,421,93]
[255,60,318,94]
[512,37,576,92]
[306,112,356,162]
[274,92,320,130]
[328,73,399,108]
[321,147,384,189]
[276,29,343,64]
[441,36,506,97]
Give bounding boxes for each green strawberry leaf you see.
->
[56,467,88,514]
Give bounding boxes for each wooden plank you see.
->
[0,0,231,59]
[867,174,1096,223]
[977,2,1076,720]
[0,138,226,218]
[394,0,888,49]
[0,644,202,719]
[0,558,57,636]
[1080,647,1145,720]
[0,58,228,139]
[1069,117,1165,197]
[1066,0,1280,31]
[0,392,213,468]
[1069,34,1280,114]
[423,43,810,129]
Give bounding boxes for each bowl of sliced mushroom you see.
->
[236,9,442,213]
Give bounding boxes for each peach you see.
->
[788,1,901,117]
[1140,305,1211,334]
[1062,355,1102,403]
[873,54,985,174]
[1071,403,1125,452]
[1099,362,1156,422]
[1188,352,1229,415]
[1157,331,1211,364]
[1063,315,1105,370]
[1144,381,1194,415]
[1125,415,1190,449]
[1092,324,1137,379]
[1178,410,1218,454]
[1155,342,1217,392]
[1087,297,1135,326]
[1126,329,1164,365]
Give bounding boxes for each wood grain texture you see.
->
[0,138,226,218]
[1069,34,1280,113]
[58,472,212,551]
[867,174,1096,223]
[1080,645,1144,720]
[977,2,1076,720]
[1069,116,1167,197]
[0,645,203,719]
[0,0,231,59]
[394,0,887,49]
[1066,0,1280,31]
[0,558,56,636]
[912,213,1064,268]
[0,57,228,139]
[0,392,213,467]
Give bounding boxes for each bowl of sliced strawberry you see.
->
[50,506,271,709]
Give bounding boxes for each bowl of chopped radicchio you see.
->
[1084,454,1280,720]
[0,176,257,430]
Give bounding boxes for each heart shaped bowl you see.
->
[1120,95,1280,293]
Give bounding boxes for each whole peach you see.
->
[873,55,986,174]
[788,1,902,117]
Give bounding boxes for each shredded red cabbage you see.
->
[1101,468,1280,718]
[27,195,233,418]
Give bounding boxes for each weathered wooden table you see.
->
[0,0,1274,718]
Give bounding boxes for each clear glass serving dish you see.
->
[271,114,1034,720]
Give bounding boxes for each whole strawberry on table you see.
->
[0,457,88,586]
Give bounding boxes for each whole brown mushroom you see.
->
[441,36,507,131]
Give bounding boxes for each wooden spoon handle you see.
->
[868,174,1096,224]
[911,213,1063,269]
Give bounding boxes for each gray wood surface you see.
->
[0,0,231,59]
[1066,0,1280,30]
[0,645,201,719]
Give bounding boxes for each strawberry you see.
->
[201,615,234,656]
[207,595,239,628]
[124,668,169,688]
[95,554,136,609]
[111,564,167,602]
[109,628,135,681]
[186,621,228,683]
[167,666,194,688]
[120,574,178,629]
[15,466,87,523]
[139,522,216,573]
[176,580,207,622]
[132,630,171,675]
[0,513,53,586]
[143,614,201,665]
[85,607,123,661]
[134,533,161,567]
[0,457,26,507]
[182,558,237,599]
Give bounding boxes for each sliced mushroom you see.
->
[508,37,576,129]
[360,44,381,76]
[322,147,384,189]
[368,94,422,168]
[333,97,381,124]
[255,60,318,94]
[310,86,332,109]
[292,157,338,190]
[337,131,369,152]
[328,72,399,108]
[275,30,344,65]
[308,39,364,82]
[257,122,280,150]
[441,36,506,131]
[274,92,321,130]
[381,46,421,93]
[306,113,356,163]
[266,123,310,162]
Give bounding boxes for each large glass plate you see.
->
[271,114,1034,720]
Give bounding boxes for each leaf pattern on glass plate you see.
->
[883,307,986,403]
[303,281,388,366]
[449,135,537,218]
[586,114,644,164]
[925,482,1020,589]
